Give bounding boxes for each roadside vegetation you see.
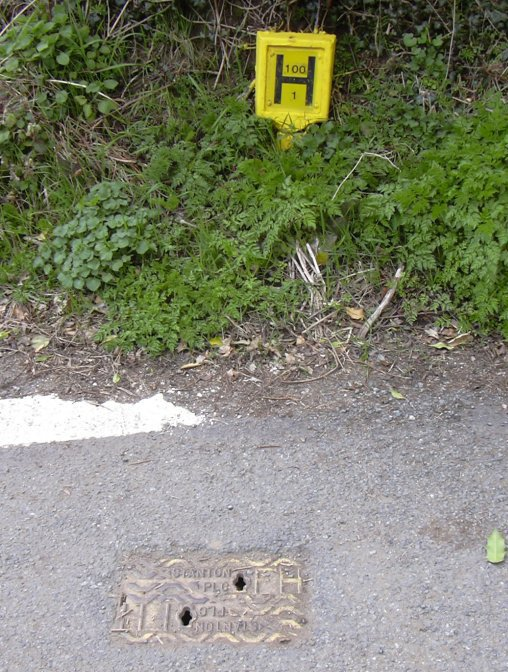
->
[1,0,507,355]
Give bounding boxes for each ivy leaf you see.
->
[486,529,505,564]
[55,90,69,105]
[36,39,50,52]
[4,113,17,128]
[86,82,101,94]
[135,240,150,255]
[97,99,117,114]
[56,52,70,66]
[5,57,20,73]
[83,103,94,119]
[103,79,119,90]
[86,277,101,292]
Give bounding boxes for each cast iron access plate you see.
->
[112,553,308,645]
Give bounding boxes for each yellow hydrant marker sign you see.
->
[255,31,336,131]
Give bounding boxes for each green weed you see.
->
[0,2,124,121]
[34,182,157,291]
[360,97,508,335]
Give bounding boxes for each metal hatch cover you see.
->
[112,554,308,645]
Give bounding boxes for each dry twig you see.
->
[290,241,327,337]
[445,0,457,82]
[358,265,404,339]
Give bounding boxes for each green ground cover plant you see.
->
[1,0,507,353]
[360,97,508,332]
[34,181,157,292]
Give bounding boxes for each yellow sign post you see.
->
[255,31,336,133]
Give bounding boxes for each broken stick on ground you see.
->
[359,265,404,339]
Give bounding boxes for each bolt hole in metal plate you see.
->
[112,554,308,645]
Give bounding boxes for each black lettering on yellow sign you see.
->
[274,54,316,106]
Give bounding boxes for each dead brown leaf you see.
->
[247,336,262,352]
[345,306,365,321]
[31,334,50,352]
[219,343,233,357]
[12,304,29,321]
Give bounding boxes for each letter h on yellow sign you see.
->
[255,31,336,132]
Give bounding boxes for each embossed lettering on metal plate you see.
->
[112,554,308,645]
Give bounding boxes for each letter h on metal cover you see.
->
[274,54,316,106]
[279,566,302,594]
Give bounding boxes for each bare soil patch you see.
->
[1,292,506,420]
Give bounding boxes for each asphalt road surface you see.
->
[1,385,507,671]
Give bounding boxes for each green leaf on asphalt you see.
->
[486,529,505,564]
[390,388,405,399]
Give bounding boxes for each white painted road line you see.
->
[0,393,202,447]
